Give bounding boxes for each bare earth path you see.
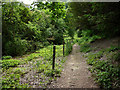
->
[49,44,99,88]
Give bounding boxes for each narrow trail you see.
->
[49,44,99,88]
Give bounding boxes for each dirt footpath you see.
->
[49,44,99,88]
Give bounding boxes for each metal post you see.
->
[52,45,56,70]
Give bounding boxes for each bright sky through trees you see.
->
[18,0,36,5]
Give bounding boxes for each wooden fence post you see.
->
[52,45,56,70]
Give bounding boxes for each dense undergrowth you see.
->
[86,47,120,89]
[2,44,69,88]
[77,30,120,89]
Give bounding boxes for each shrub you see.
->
[80,43,91,53]
[65,41,73,55]
[4,38,28,56]
[77,30,82,37]
[86,50,120,89]
[2,59,21,69]
[2,56,12,60]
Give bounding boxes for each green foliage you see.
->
[92,60,120,89]
[2,56,12,60]
[68,2,120,38]
[34,2,66,20]
[23,44,64,79]
[24,54,35,61]
[2,74,28,88]
[3,2,67,56]
[2,2,32,56]
[110,52,120,62]
[77,30,82,37]
[77,30,101,46]
[44,69,53,77]
[2,44,66,88]
[105,46,120,53]
[81,30,92,37]
[80,44,91,53]
[33,2,67,45]
[14,68,23,74]
[14,68,26,77]
[77,30,101,53]
[72,33,80,44]
[2,59,21,70]
[36,45,53,60]
[87,50,103,59]
[26,9,51,42]
[35,45,63,60]
[65,41,73,55]
[104,46,120,63]
[65,12,76,39]
[86,49,120,89]
[67,28,75,39]
[2,2,69,88]
[52,18,66,45]
[86,50,103,65]
[4,38,28,56]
